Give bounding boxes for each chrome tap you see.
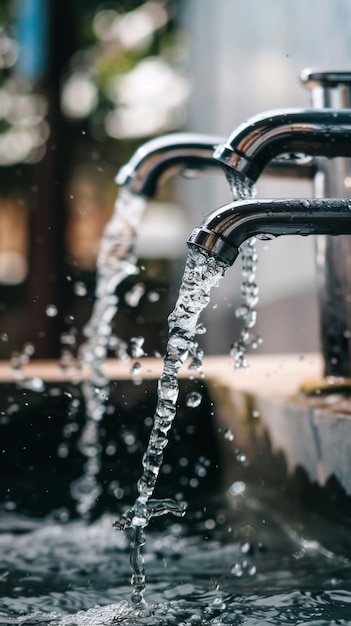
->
[188,198,351,266]
[115,132,315,198]
[115,133,224,197]
[213,108,351,186]
[213,105,351,376]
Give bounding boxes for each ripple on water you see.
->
[1,506,351,625]
[2,591,351,625]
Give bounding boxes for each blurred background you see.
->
[0,0,350,362]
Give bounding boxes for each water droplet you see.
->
[235,305,249,319]
[147,290,160,303]
[205,518,216,530]
[0,333,8,342]
[186,391,202,408]
[248,564,257,576]
[195,323,207,334]
[236,451,247,463]
[74,281,87,296]
[46,304,58,317]
[125,282,145,307]
[229,480,246,496]
[189,477,199,488]
[19,377,45,392]
[211,596,226,609]
[24,343,35,356]
[124,432,136,446]
[195,463,207,477]
[106,442,117,455]
[231,562,243,577]
[130,336,145,358]
[57,443,69,458]
[224,428,234,441]
[240,541,253,555]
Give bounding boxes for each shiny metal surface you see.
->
[303,70,351,376]
[115,133,224,197]
[301,69,351,90]
[214,108,351,183]
[116,133,316,198]
[188,198,351,266]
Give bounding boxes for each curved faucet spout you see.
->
[214,109,351,184]
[116,132,316,198]
[187,198,351,266]
[116,133,224,197]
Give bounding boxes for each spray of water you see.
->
[114,246,229,604]
[71,189,147,516]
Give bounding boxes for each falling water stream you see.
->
[227,172,262,369]
[113,171,261,607]
[114,247,229,606]
[71,189,147,516]
[71,168,259,517]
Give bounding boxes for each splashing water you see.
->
[71,189,147,516]
[227,172,262,369]
[4,500,351,625]
[114,247,229,604]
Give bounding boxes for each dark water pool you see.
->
[1,380,351,624]
[1,488,351,625]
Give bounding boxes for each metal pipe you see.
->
[302,69,351,377]
[213,108,351,186]
[188,198,351,267]
[115,133,224,197]
[115,132,316,198]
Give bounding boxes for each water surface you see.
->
[1,489,351,624]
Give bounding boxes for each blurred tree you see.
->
[0,0,188,360]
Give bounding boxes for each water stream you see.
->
[227,173,262,369]
[115,246,229,605]
[71,189,147,516]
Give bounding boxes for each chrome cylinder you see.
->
[302,70,351,377]
[115,133,316,198]
[188,198,351,266]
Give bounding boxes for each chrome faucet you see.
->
[116,133,225,197]
[188,197,351,265]
[212,104,351,377]
[213,108,351,185]
[116,132,315,199]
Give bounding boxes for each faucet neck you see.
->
[116,133,225,197]
[188,198,351,266]
[214,109,351,183]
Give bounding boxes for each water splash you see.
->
[71,188,147,516]
[227,172,262,368]
[3,503,351,625]
[115,247,229,604]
